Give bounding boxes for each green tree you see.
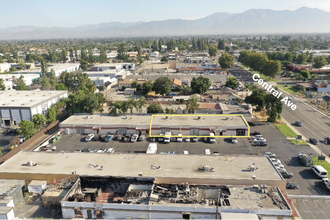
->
[311,74,317,82]
[80,60,88,71]
[208,45,218,56]
[152,77,172,95]
[186,97,200,113]
[245,89,266,111]
[19,120,36,139]
[0,147,4,156]
[145,54,150,60]
[263,60,281,78]
[61,49,67,62]
[217,39,225,50]
[131,81,141,91]
[41,74,51,90]
[99,47,108,63]
[9,67,17,71]
[46,106,57,123]
[56,83,68,90]
[181,84,192,95]
[117,43,128,61]
[0,78,5,90]
[109,101,122,116]
[136,97,147,114]
[15,76,30,90]
[225,76,239,89]
[191,76,211,94]
[119,101,129,115]
[143,81,153,94]
[49,69,58,89]
[314,56,327,68]
[296,53,307,64]
[161,56,168,62]
[41,58,48,75]
[265,93,283,122]
[147,103,163,113]
[300,70,310,81]
[165,108,176,114]
[218,52,235,69]
[326,55,330,64]
[127,98,137,114]
[32,114,47,130]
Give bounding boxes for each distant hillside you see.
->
[0,7,329,39]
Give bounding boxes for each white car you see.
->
[185,137,190,142]
[271,158,282,164]
[85,134,94,142]
[252,135,266,142]
[273,162,284,170]
[97,149,106,153]
[263,152,276,158]
[177,134,183,142]
[183,150,189,155]
[231,137,238,144]
[107,148,115,153]
[204,149,211,155]
[18,135,25,143]
[131,134,139,142]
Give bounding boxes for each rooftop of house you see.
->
[172,78,182,87]
[0,152,282,182]
[0,179,25,196]
[199,103,221,110]
[0,90,67,108]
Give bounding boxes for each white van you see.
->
[164,132,171,143]
[209,133,216,143]
[204,149,211,155]
[312,165,328,178]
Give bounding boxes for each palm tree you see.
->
[108,101,122,116]
[120,101,129,116]
[136,97,148,114]
[186,97,200,114]
[127,98,138,114]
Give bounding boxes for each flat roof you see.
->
[0,152,282,181]
[0,74,40,79]
[0,179,24,195]
[151,114,248,128]
[0,90,67,108]
[48,64,79,72]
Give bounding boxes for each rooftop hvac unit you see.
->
[260,184,268,193]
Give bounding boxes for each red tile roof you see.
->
[199,103,221,110]
[173,78,182,87]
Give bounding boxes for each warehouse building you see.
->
[59,114,249,137]
[0,90,68,127]
[0,74,40,90]
[0,152,291,219]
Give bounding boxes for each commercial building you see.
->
[0,74,40,90]
[90,63,135,72]
[59,114,249,137]
[0,90,68,127]
[0,63,11,73]
[0,152,291,219]
[85,69,127,80]
[48,64,80,77]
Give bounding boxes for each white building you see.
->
[85,69,127,80]
[0,90,68,127]
[0,74,40,90]
[48,64,80,77]
[0,63,11,73]
[90,77,118,88]
[150,51,159,57]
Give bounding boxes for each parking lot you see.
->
[0,128,17,155]
[40,122,330,196]
[293,198,330,219]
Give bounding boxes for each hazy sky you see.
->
[1,0,330,28]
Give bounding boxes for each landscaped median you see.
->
[314,157,330,178]
[277,84,300,94]
[274,123,308,145]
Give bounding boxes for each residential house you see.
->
[172,78,182,89]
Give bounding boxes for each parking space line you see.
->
[302,200,316,219]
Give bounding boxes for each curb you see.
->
[288,195,330,199]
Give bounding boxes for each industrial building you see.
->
[0,152,292,219]
[59,114,249,137]
[0,74,40,90]
[0,90,68,127]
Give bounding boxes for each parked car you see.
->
[231,137,238,144]
[4,129,12,134]
[139,135,146,141]
[183,150,189,155]
[93,136,100,141]
[97,149,106,153]
[263,152,276,158]
[158,135,164,142]
[310,138,319,145]
[116,135,122,141]
[252,135,266,142]
[204,149,211,155]
[123,135,130,143]
[131,134,139,142]
[203,137,208,143]
[254,140,267,146]
[81,147,97,153]
[107,148,115,153]
[271,158,282,164]
[286,182,298,189]
[185,137,190,142]
[100,135,106,142]
[272,162,284,170]
[18,135,25,143]
[213,151,220,156]
[149,137,156,142]
[295,121,303,127]
[85,134,94,142]
[192,137,198,142]
[280,170,294,178]
[177,134,183,142]
[105,135,114,142]
[250,131,261,136]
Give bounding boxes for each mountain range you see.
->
[1,7,329,40]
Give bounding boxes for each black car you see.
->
[4,129,12,134]
[93,136,100,141]
[295,121,303,127]
[149,137,156,142]
[99,135,106,142]
[286,182,298,189]
[250,131,261,136]
[310,138,319,145]
[280,170,294,178]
